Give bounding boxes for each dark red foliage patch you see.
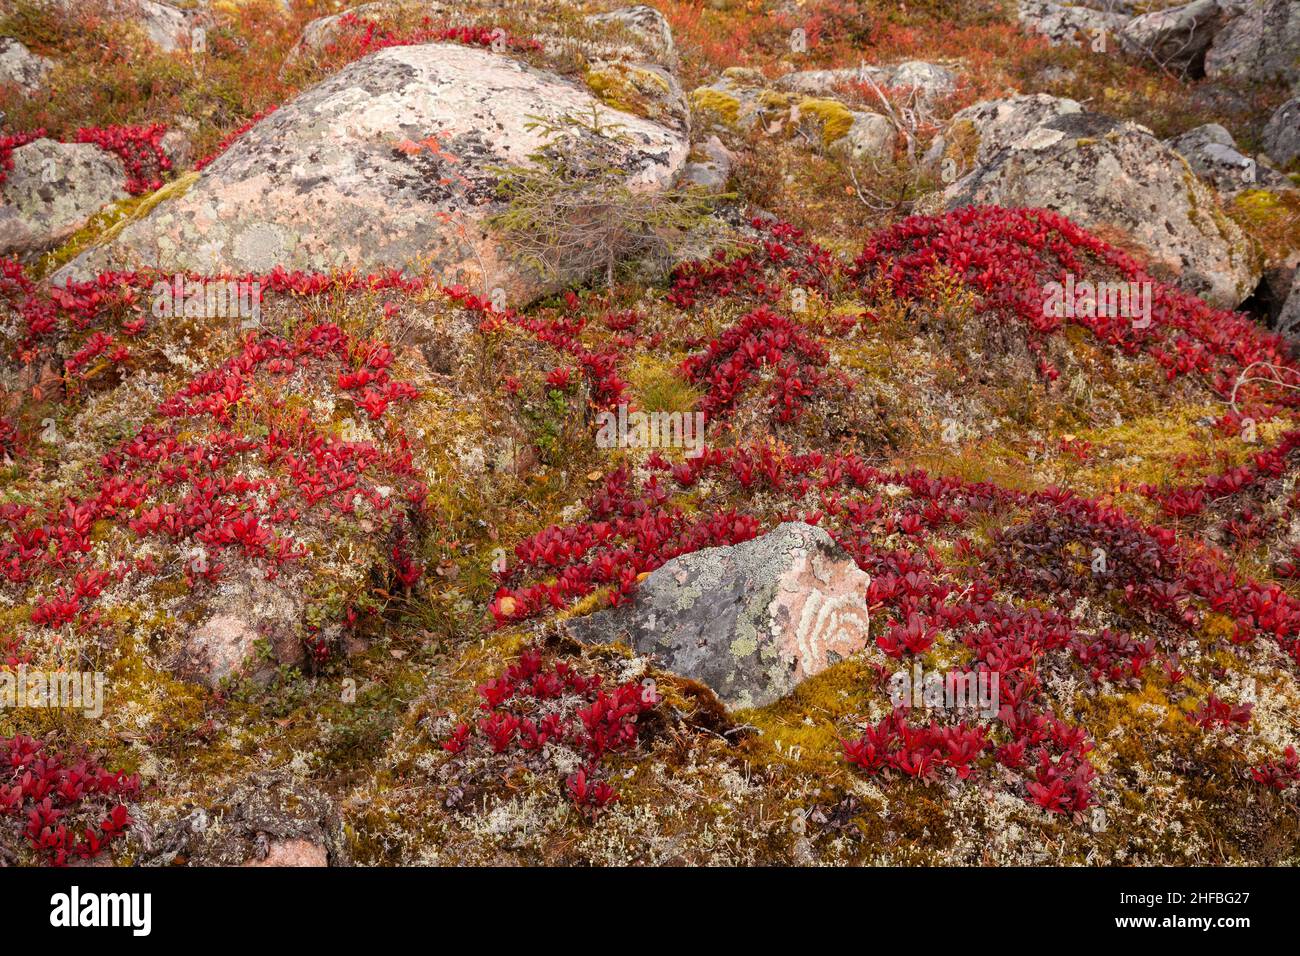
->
[0,735,139,866]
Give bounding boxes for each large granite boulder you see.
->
[0,139,129,256]
[1018,0,1130,47]
[0,36,54,94]
[941,110,1260,307]
[1261,96,1300,168]
[1205,0,1300,83]
[1119,0,1230,76]
[567,522,872,710]
[54,42,689,304]
[947,93,1084,166]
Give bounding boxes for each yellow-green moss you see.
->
[585,63,673,123]
[625,354,701,414]
[736,657,877,772]
[690,87,741,126]
[796,97,855,145]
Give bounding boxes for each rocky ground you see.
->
[0,0,1298,867]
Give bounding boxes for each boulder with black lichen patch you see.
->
[52,42,688,306]
[1205,0,1300,83]
[0,139,129,256]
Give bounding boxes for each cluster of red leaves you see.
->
[1149,428,1300,513]
[680,305,837,423]
[848,206,1298,397]
[667,217,837,309]
[990,488,1300,668]
[3,257,149,361]
[441,647,659,816]
[1250,746,1300,790]
[0,262,432,660]
[488,460,762,623]
[1140,429,1300,569]
[0,415,19,463]
[73,124,171,195]
[321,14,542,67]
[843,710,990,780]
[451,286,632,408]
[0,130,45,188]
[1,735,139,866]
[1188,693,1253,729]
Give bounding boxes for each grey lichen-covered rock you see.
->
[888,60,959,98]
[159,127,193,170]
[1166,122,1291,194]
[1119,0,1229,75]
[53,43,689,304]
[833,111,896,162]
[566,522,871,710]
[585,4,678,68]
[682,135,733,191]
[948,93,1084,166]
[1261,96,1300,168]
[942,111,1261,307]
[692,72,893,162]
[775,60,958,100]
[134,0,207,52]
[1205,0,1300,83]
[131,772,349,867]
[0,36,54,94]
[1274,267,1300,340]
[775,67,880,95]
[0,139,129,256]
[44,0,211,53]
[1018,0,1129,47]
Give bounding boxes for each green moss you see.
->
[1234,188,1284,220]
[1228,189,1300,256]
